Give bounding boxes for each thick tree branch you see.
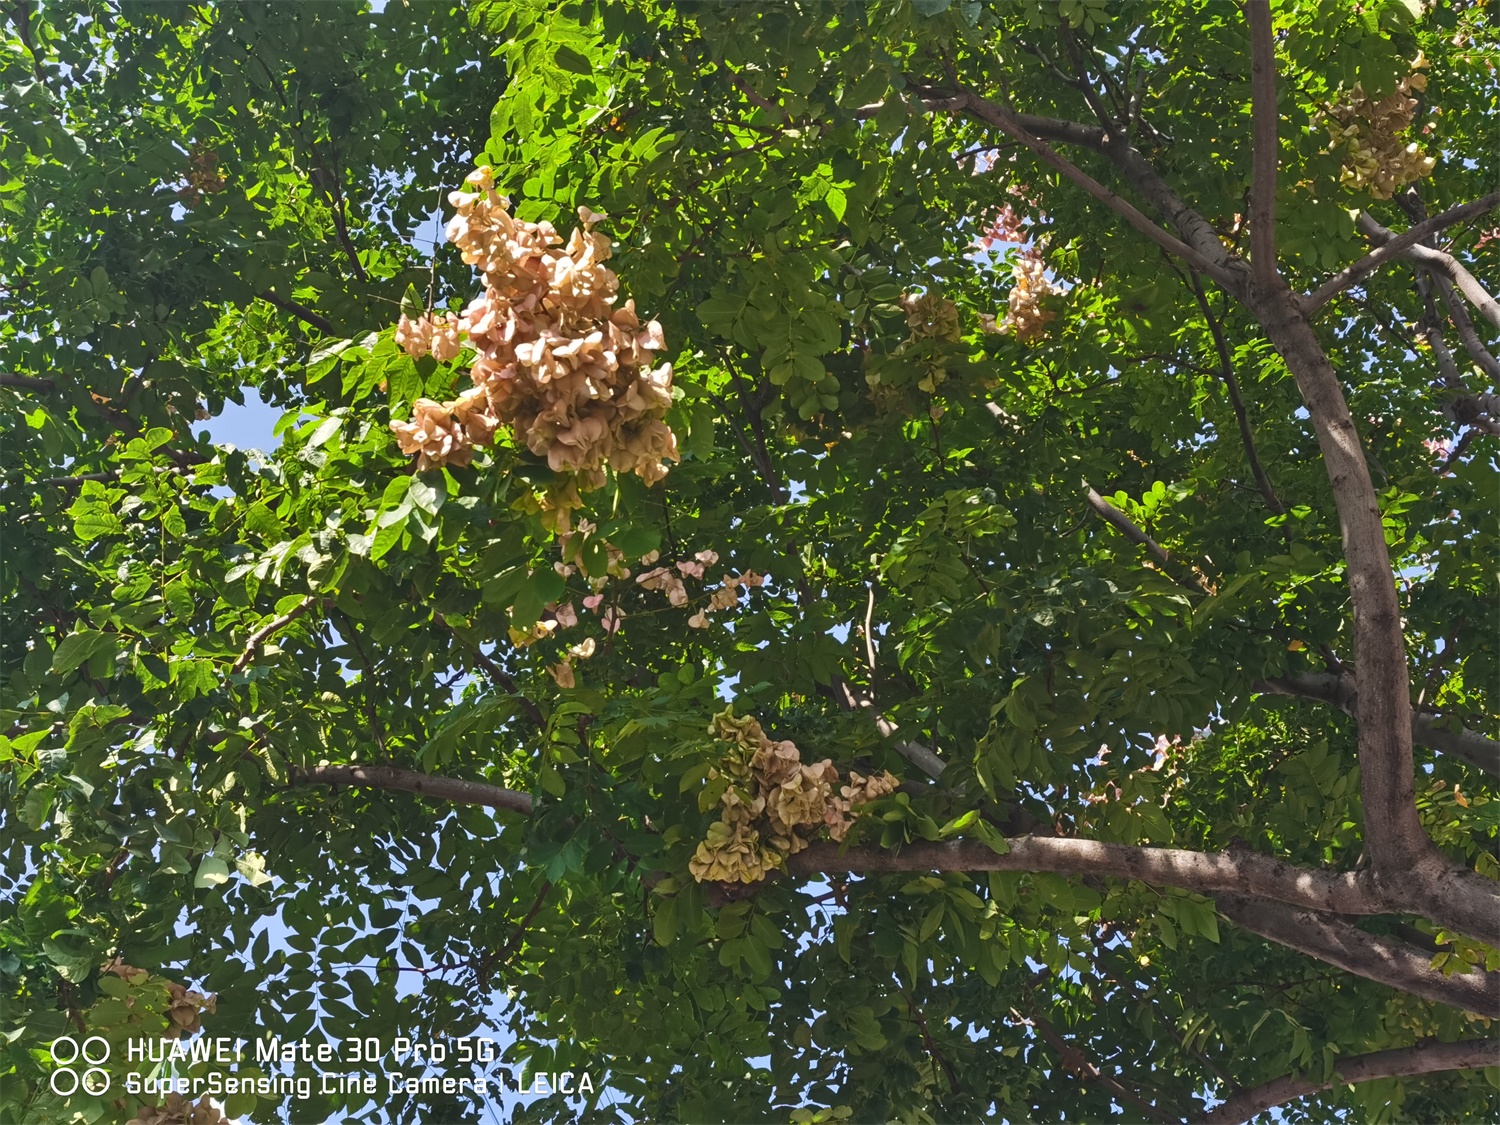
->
[1356,211,1500,334]
[0,372,59,393]
[289,764,533,816]
[256,289,335,335]
[1217,893,1500,1017]
[789,838,1382,918]
[1302,192,1500,317]
[1201,1037,1498,1125]
[1258,672,1500,777]
[1246,0,1280,291]
[1242,283,1455,902]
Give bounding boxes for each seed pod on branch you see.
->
[389,167,680,492]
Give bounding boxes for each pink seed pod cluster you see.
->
[390,167,679,485]
[689,710,898,884]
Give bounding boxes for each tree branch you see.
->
[1216,893,1500,1017]
[289,764,533,816]
[1031,1008,1175,1124]
[1302,192,1500,317]
[828,674,948,781]
[0,372,59,393]
[1202,1037,1498,1125]
[1083,484,1211,594]
[256,289,335,335]
[946,88,1242,287]
[1355,211,1500,334]
[789,838,1382,918]
[432,612,546,728]
[1246,0,1280,291]
[1187,271,1288,520]
[1430,268,1500,385]
[231,597,318,674]
[1258,672,1500,777]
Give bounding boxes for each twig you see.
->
[1083,485,1211,594]
[432,612,545,727]
[256,289,335,335]
[1030,1008,1175,1124]
[481,881,553,986]
[337,612,390,756]
[1303,191,1500,317]
[1187,271,1289,523]
[862,584,879,686]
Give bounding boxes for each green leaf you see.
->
[194,856,231,889]
[49,629,113,674]
[652,895,677,947]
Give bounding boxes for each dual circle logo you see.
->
[48,1036,112,1096]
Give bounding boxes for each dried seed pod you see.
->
[389,169,679,485]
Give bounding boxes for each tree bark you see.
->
[1246,292,1500,946]
[289,764,533,815]
[1201,1038,1498,1125]
[789,838,1381,916]
[1217,894,1500,1017]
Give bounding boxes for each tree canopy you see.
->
[2,1,1498,1123]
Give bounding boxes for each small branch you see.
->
[480,880,553,986]
[256,289,335,335]
[724,66,791,124]
[1246,0,1280,291]
[1416,272,1469,390]
[788,838,1382,919]
[1258,672,1500,778]
[944,87,1241,287]
[1083,484,1212,594]
[1031,1009,1174,1125]
[432,613,546,728]
[1187,271,1288,520]
[0,372,59,393]
[289,763,533,816]
[1202,1038,1498,1125]
[231,597,317,674]
[1216,893,1500,1017]
[337,613,390,757]
[1303,192,1500,317]
[35,471,121,487]
[828,674,948,781]
[862,584,879,687]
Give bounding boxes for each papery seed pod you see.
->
[392,169,679,490]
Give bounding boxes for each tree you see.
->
[2,0,1497,1122]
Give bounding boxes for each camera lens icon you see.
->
[49,1036,111,1096]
